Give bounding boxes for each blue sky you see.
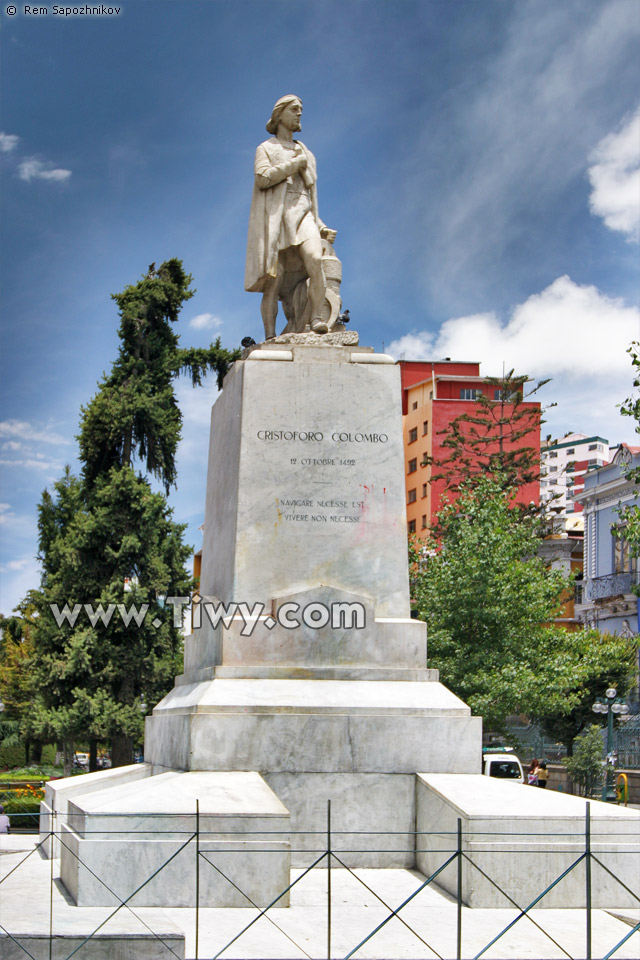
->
[1,0,639,614]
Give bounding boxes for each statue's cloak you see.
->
[245,138,320,293]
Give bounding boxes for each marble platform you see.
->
[58,771,290,908]
[416,774,640,908]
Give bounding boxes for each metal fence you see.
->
[1,802,639,960]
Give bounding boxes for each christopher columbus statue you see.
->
[245,95,342,340]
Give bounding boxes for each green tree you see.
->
[563,725,605,797]
[33,260,239,767]
[425,371,549,502]
[0,592,43,764]
[411,477,635,737]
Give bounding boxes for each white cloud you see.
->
[0,504,14,525]
[189,313,222,331]
[0,559,30,573]
[17,157,71,183]
[588,106,640,242]
[389,275,640,443]
[2,440,22,451]
[0,457,63,471]
[0,420,70,445]
[0,132,19,153]
[389,276,639,379]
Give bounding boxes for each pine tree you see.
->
[33,260,240,767]
[425,370,549,506]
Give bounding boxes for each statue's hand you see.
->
[320,227,337,243]
[294,152,307,172]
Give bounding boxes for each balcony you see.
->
[583,571,640,603]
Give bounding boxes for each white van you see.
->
[482,749,524,783]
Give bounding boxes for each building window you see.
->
[548,451,558,459]
[421,515,427,529]
[408,519,416,534]
[566,461,575,472]
[412,401,418,410]
[460,388,481,400]
[422,420,429,435]
[422,483,427,498]
[408,427,418,443]
[408,488,417,504]
[408,458,417,474]
[588,443,597,451]
[613,527,638,574]
[429,390,433,399]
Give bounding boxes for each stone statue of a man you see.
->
[245,95,338,340]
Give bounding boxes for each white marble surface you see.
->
[39,762,151,857]
[416,774,640,908]
[3,837,640,958]
[199,347,411,620]
[58,771,291,908]
[151,677,471,714]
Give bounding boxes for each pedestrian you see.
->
[0,803,10,834]
[527,758,539,786]
[537,761,548,788]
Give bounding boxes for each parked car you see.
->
[482,747,524,783]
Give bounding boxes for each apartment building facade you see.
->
[541,432,610,518]
[574,444,640,637]
[398,359,541,537]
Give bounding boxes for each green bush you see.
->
[0,743,26,770]
[0,787,44,831]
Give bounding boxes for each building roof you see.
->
[544,435,608,452]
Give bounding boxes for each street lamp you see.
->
[592,687,630,802]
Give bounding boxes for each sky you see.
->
[1,0,639,614]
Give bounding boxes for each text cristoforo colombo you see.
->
[256,430,388,443]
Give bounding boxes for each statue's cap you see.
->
[266,95,302,134]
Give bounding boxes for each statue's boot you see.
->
[311,317,328,334]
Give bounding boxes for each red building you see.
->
[398,359,541,537]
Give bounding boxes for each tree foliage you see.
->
[0,592,42,761]
[32,260,239,766]
[563,725,604,797]
[614,341,640,589]
[411,477,635,738]
[425,371,548,502]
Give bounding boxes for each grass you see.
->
[0,764,64,781]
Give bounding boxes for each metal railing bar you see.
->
[209,850,328,960]
[341,851,458,959]
[330,851,444,959]
[601,919,640,960]
[471,854,586,960]
[0,835,49,885]
[55,828,191,960]
[0,922,40,960]
[460,852,574,959]
[589,854,640,905]
[199,853,313,960]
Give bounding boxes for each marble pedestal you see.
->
[143,343,482,866]
[59,772,290,908]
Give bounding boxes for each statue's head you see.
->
[266,95,302,135]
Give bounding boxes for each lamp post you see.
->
[592,687,629,802]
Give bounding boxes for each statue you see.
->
[245,95,343,340]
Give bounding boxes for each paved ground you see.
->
[1,835,638,959]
